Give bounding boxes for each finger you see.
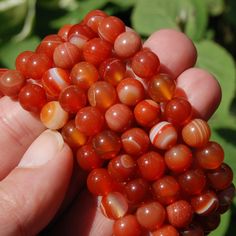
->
[0,96,45,179]
[143,29,197,79]
[0,130,73,236]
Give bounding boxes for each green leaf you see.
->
[38,0,78,10]
[110,0,137,8]
[206,0,225,16]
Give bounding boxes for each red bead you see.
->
[105,104,133,132]
[134,99,161,128]
[113,215,142,236]
[149,121,178,150]
[19,83,47,113]
[42,67,71,99]
[180,223,204,236]
[98,16,125,43]
[59,85,87,113]
[137,151,165,181]
[71,61,99,90]
[167,200,193,228]
[197,212,221,232]
[53,42,82,69]
[83,38,113,66]
[178,169,206,195]
[182,119,211,148]
[148,74,176,102]
[99,58,126,86]
[164,144,193,173]
[92,130,121,159]
[114,31,142,59]
[152,176,180,205]
[87,168,113,196]
[88,81,117,111]
[75,106,104,136]
[131,49,160,78]
[100,191,128,220]
[164,97,192,126]
[15,51,34,78]
[58,24,73,41]
[136,201,166,230]
[0,69,25,97]
[76,144,103,171]
[0,68,8,77]
[195,141,224,170]
[121,128,150,156]
[152,225,179,236]
[117,78,145,106]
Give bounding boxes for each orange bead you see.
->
[152,225,179,236]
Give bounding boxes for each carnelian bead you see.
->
[53,42,82,69]
[136,201,166,230]
[207,163,233,190]
[83,38,112,66]
[0,69,25,97]
[108,154,136,182]
[190,190,219,215]
[114,31,142,59]
[164,97,192,126]
[58,24,73,41]
[18,83,47,113]
[71,61,99,90]
[92,130,121,159]
[15,51,34,78]
[98,16,125,43]
[117,78,145,106]
[40,101,69,130]
[121,128,149,156]
[59,85,87,113]
[87,168,113,196]
[134,99,161,128]
[105,104,133,132]
[167,200,193,228]
[180,223,204,236]
[152,176,180,205]
[149,121,178,150]
[75,106,104,136]
[195,141,224,170]
[178,169,206,195]
[42,68,71,99]
[61,120,87,148]
[100,191,128,220]
[0,68,8,77]
[99,58,126,86]
[148,74,176,102]
[76,144,103,171]
[113,215,142,236]
[164,144,193,173]
[137,151,165,181]
[182,119,211,148]
[88,81,117,111]
[152,225,179,236]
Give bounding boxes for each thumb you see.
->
[0,130,73,236]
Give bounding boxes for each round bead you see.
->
[88,81,117,111]
[92,130,121,159]
[149,121,178,150]
[75,106,104,136]
[180,223,204,236]
[18,83,47,113]
[152,225,179,236]
[134,99,161,127]
[166,200,193,228]
[114,31,142,59]
[137,151,165,181]
[53,42,82,69]
[100,191,128,220]
[40,101,69,130]
[136,201,166,230]
[121,128,150,156]
[98,16,125,43]
[197,212,221,232]
[59,85,87,113]
[58,24,73,41]
[15,51,34,78]
[105,103,133,132]
[71,61,99,90]
[148,74,176,102]
[42,67,71,99]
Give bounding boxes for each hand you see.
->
[0,29,221,236]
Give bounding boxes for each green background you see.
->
[0,0,235,235]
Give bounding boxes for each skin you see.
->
[0,29,221,236]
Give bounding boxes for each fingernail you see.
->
[18,129,64,168]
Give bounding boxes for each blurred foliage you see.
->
[0,0,236,235]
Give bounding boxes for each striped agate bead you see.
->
[149,121,177,150]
